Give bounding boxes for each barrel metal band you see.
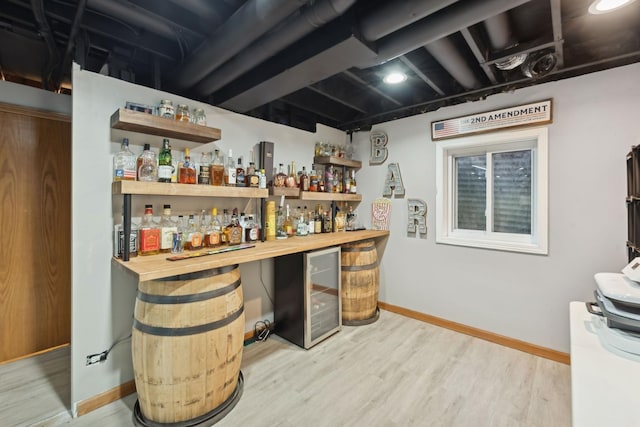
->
[341,245,376,253]
[137,279,241,304]
[133,305,244,337]
[341,261,378,271]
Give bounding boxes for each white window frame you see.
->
[435,126,548,255]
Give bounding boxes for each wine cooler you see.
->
[274,246,341,349]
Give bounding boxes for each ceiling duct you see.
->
[174,0,308,89]
[522,50,557,78]
[483,12,527,70]
[194,0,356,96]
[425,38,481,89]
[221,0,531,113]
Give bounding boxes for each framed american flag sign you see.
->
[431,99,553,141]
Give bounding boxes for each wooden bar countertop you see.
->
[113,230,389,282]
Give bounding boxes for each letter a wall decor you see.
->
[382,162,405,197]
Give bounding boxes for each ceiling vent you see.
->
[522,51,558,79]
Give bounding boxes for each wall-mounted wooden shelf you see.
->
[110,108,221,143]
[269,187,300,198]
[313,156,361,169]
[300,191,362,202]
[113,181,267,198]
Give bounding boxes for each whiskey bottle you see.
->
[210,149,225,186]
[157,139,173,183]
[137,143,157,182]
[159,204,177,253]
[205,208,222,247]
[113,138,136,181]
[284,204,294,237]
[285,161,297,188]
[236,157,245,187]
[273,163,287,188]
[179,148,197,184]
[139,204,160,255]
[185,214,203,250]
[198,152,212,185]
[246,162,259,188]
[350,170,357,194]
[299,166,310,191]
[225,208,243,245]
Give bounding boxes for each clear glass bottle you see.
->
[307,206,315,235]
[159,204,177,253]
[185,214,203,250]
[175,104,190,122]
[276,204,287,239]
[284,204,294,237]
[259,168,267,189]
[225,149,236,186]
[172,215,185,253]
[157,138,173,183]
[210,149,225,186]
[114,221,138,258]
[205,208,222,248]
[350,170,357,194]
[239,212,247,243]
[323,210,332,233]
[158,99,175,119]
[198,152,212,185]
[139,204,160,255]
[179,148,197,184]
[296,210,308,236]
[299,166,309,191]
[137,143,157,182]
[273,163,287,188]
[113,138,137,181]
[193,108,206,126]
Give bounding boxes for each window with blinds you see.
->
[435,127,548,254]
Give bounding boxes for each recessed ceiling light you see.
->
[589,0,636,14]
[383,72,407,84]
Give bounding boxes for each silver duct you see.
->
[194,0,356,95]
[174,0,308,89]
[359,0,460,42]
[484,12,528,71]
[425,38,481,89]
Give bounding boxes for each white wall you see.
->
[70,64,345,412]
[0,79,71,114]
[353,62,640,354]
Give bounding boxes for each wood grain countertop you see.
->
[113,229,389,282]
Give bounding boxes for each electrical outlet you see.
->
[85,351,108,366]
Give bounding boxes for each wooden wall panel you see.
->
[0,107,71,362]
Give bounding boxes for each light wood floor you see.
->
[0,310,571,426]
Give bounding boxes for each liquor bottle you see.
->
[137,143,157,182]
[245,215,260,242]
[235,157,245,187]
[324,165,333,192]
[273,163,287,188]
[114,221,138,258]
[220,208,230,245]
[198,152,212,185]
[225,208,243,245]
[172,215,185,253]
[246,162,259,188]
[185,214,203,250]
[239,212,247,243]
[113,138,137,181]
[157,138,173,183]
[258,169,267,189]
[350,170,357,194]
[179,148,197,184]
[299,166,310,191]
[139,204,160,255]
[225,149,236,186]
[159,204,177,253]
[323,210,332,233]
[307,206,315,235]
[284,204,294,237]
[210,149,225,186]
[205,208,222,247]
[285,161,297,188]
[276,205,287,239]
[309,169,318,192]
[296,210,308,236]
[314,206,322,234]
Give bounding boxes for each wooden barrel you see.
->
[132,265,244,424]
[341,241,379,325]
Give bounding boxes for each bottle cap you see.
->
[143,143,150,150]
[164,204,171,209]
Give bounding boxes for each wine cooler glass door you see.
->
[304,246,341,348]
